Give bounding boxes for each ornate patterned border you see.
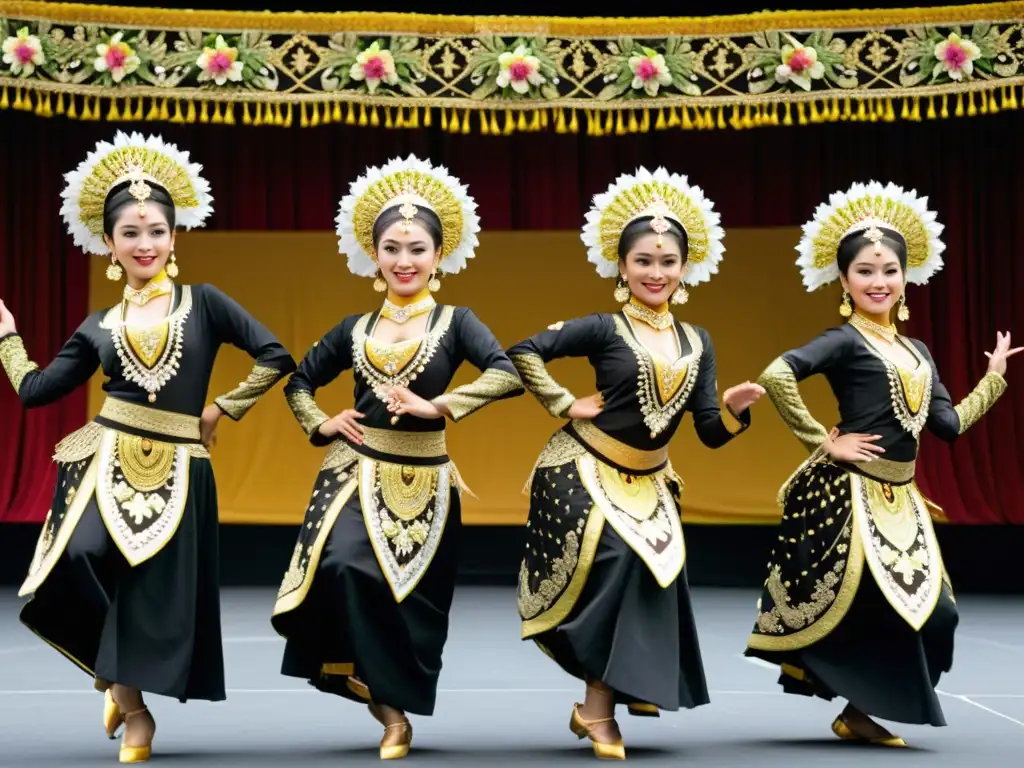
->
[1,2,1022,133]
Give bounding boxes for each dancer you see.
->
[0,131,295,763]
[271,155,523,760]
[510,168,764,759]
[746,181,1019,744]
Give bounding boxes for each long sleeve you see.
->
[0,328,100,408]
[688,329,751,449]
[759,327,849,453]
[202,285,297,421]
[284,316,357,446]
[911,340,1008,441]
[506,314,616,418]
[439,308,524,422]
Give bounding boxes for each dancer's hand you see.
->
[567,393,604,420]
[823,427,885,462]
[0,300,17,337]
[200,404,222,448]
[319,409,366,444]
[984,331,1022,377]
[723,381,765,414]
[386,386,444,420]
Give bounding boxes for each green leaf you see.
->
[541,82,559,100]
[975,57,994,74]
[598,82,627,100]
[471,79,499,100]
[680,81,702,97]
[664,37,678,56]
[973,22,991,39]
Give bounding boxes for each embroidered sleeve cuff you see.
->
[0,334,39,394]
[955,370,1008,435]
[442,368,524,422]
[510,352,577,419]
[757,356,828,453]
[214,364,285,421]
[286,389,331,440]
[721,403,750,435]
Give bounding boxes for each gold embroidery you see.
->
[0,335,39,393]
[954,371,1007,434]
[758,357,828,452]
[215,363,284,420]
[443,367,523,421]
[571,420,668,472]
[720,402,745,435]
[320,440,359,472]
[510,352,576,418]
[365,337,421,376]
[52,422,105,463]
[758,560,847,633]
[98,397,201,440]
[866,482,917,552]
[286,390,331,438]
[840,455,916,484]
[534,429,588,470]
[116,433,176,492]
[125,321,169,368]
[517,528,581,619]
[653,357,689,404]
[851,327,932,438]
[594,462,659,520]
[360,426,447,458]
[622,299,673,331]
[379,464,439,521]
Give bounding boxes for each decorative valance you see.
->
[1,1,1022,133]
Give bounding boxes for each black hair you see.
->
[837,226,907,275]
[102,180,176,237]
[372,204,444,251]
[617,216,689,262]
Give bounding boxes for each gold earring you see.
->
[671,285,689,305]
[428,272,441,292]
[166,251,179,279]
[106,257,123,282]
[897,294,910,322]
[613,277,630,303]
[839,291,853,318]
[373,270,387,293]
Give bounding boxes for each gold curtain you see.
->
[87,228,839,525]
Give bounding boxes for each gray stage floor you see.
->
[1,586,1022,766]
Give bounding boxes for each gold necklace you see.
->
[124,271,173,307]
[380,295,436,324]
[849,311,897,343]
[622,299,673,331]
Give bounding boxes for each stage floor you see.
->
[1,586,1022,766]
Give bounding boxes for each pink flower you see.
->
[933,33,981,81]
[2,27,45,77]
[349,42,399,93]
[628,47,673,96]
[94,33,140,83]
[197,35,243,86]
[497,45,545,94]
[775,38,825,91]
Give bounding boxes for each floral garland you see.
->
[1,2,1022,134]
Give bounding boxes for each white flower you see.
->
[196,35,243,86]
[94,32,140,83]
[2,27,45,77]
[496,45,545,94]
[933,33,982,81]
[628,47,673,96]
[774,37,825,91]
[349,41,399,93]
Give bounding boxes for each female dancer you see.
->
[271,155,524,760]
[509,168,764,759]
[746,181,1019,744]
[0,131,295,763]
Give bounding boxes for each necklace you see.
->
[124,271,173,307]
[849,311,897,344]
[380,295,436,324]
[622,298,673,331]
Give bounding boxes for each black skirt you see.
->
[19,458,225,702]
[272,470,462,717]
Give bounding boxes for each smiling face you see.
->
[840,242,904,321]
[619,232,687,308]
[375,220,441,297]
[103,203,175,287]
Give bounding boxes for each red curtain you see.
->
[1,110,1020,522]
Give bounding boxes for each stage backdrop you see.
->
[85,227,841,526]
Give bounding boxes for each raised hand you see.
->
[723,381,766,415]
[823,426,886,463]
[385,386,444,420]
[0,299,17,337]
[984,331,1022,378]
[567,392,604,420]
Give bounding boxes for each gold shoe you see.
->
[569,703,625,760]
[119,707,155,763]
[380,720,412,760]
[626,702,659,718]
[103,689,124,740]
[832,715,907,747]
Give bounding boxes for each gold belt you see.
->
[570,420,668,473]
[840,456,916,485]
[97,398,201,441]
[359,426,447,459]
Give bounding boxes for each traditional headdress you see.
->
[335,154,480,278]
[60,131,213,256]
[796,180,945,291]
[580,167,725,286]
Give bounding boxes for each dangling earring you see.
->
[373,270,387,293]
[896,294,910,322]
[613,277,630,303]
[106,257,123,282]
[671,285,689,305]
[166,250,179,279]
[428,271,441,292]
[839,291,852,318]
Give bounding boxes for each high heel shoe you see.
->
[831,714,907,747]
[379,720,412,760]
[626,702,659,718]
[569,703,625,760]
[119,707,155,764]
[103,689,124,739]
